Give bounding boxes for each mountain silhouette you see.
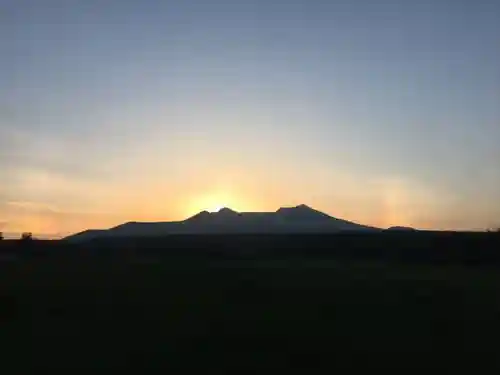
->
[64,204,380,242]
[386,226,417,231]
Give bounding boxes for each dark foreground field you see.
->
[1,233,500,372]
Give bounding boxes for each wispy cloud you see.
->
[6,200,59,213]
[1,198,126,234]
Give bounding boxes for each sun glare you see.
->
[207,204,225,213]
[185,191,254,218]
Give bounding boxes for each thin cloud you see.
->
[3,199,126,235]
[6,200,59,213]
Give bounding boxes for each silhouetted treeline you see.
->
[2,231,500,266]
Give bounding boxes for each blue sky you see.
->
[1,0,499,235]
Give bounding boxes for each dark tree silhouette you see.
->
[21,232,33,241]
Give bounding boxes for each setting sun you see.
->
[207,205,226,213]
[183,191,242,218]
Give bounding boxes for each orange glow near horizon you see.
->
[2,171,499,235]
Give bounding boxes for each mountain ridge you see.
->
[64,204,381,242]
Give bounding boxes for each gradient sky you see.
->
[1,0,499,236]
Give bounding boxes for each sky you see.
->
[1,0,499,236]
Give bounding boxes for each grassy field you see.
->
[2,252,500,372]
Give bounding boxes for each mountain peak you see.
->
[187,210,211,221]
[187,207,239,222]
[295,204,313,210]
[217,207,238,214]
[276,204,332,221]
[276,204,314,211]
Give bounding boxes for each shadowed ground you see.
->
[1,234,500,372]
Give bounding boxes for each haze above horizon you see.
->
[1,0,499,235]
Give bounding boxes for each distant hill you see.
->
[64,204,381,242]
[386,226,417,231]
